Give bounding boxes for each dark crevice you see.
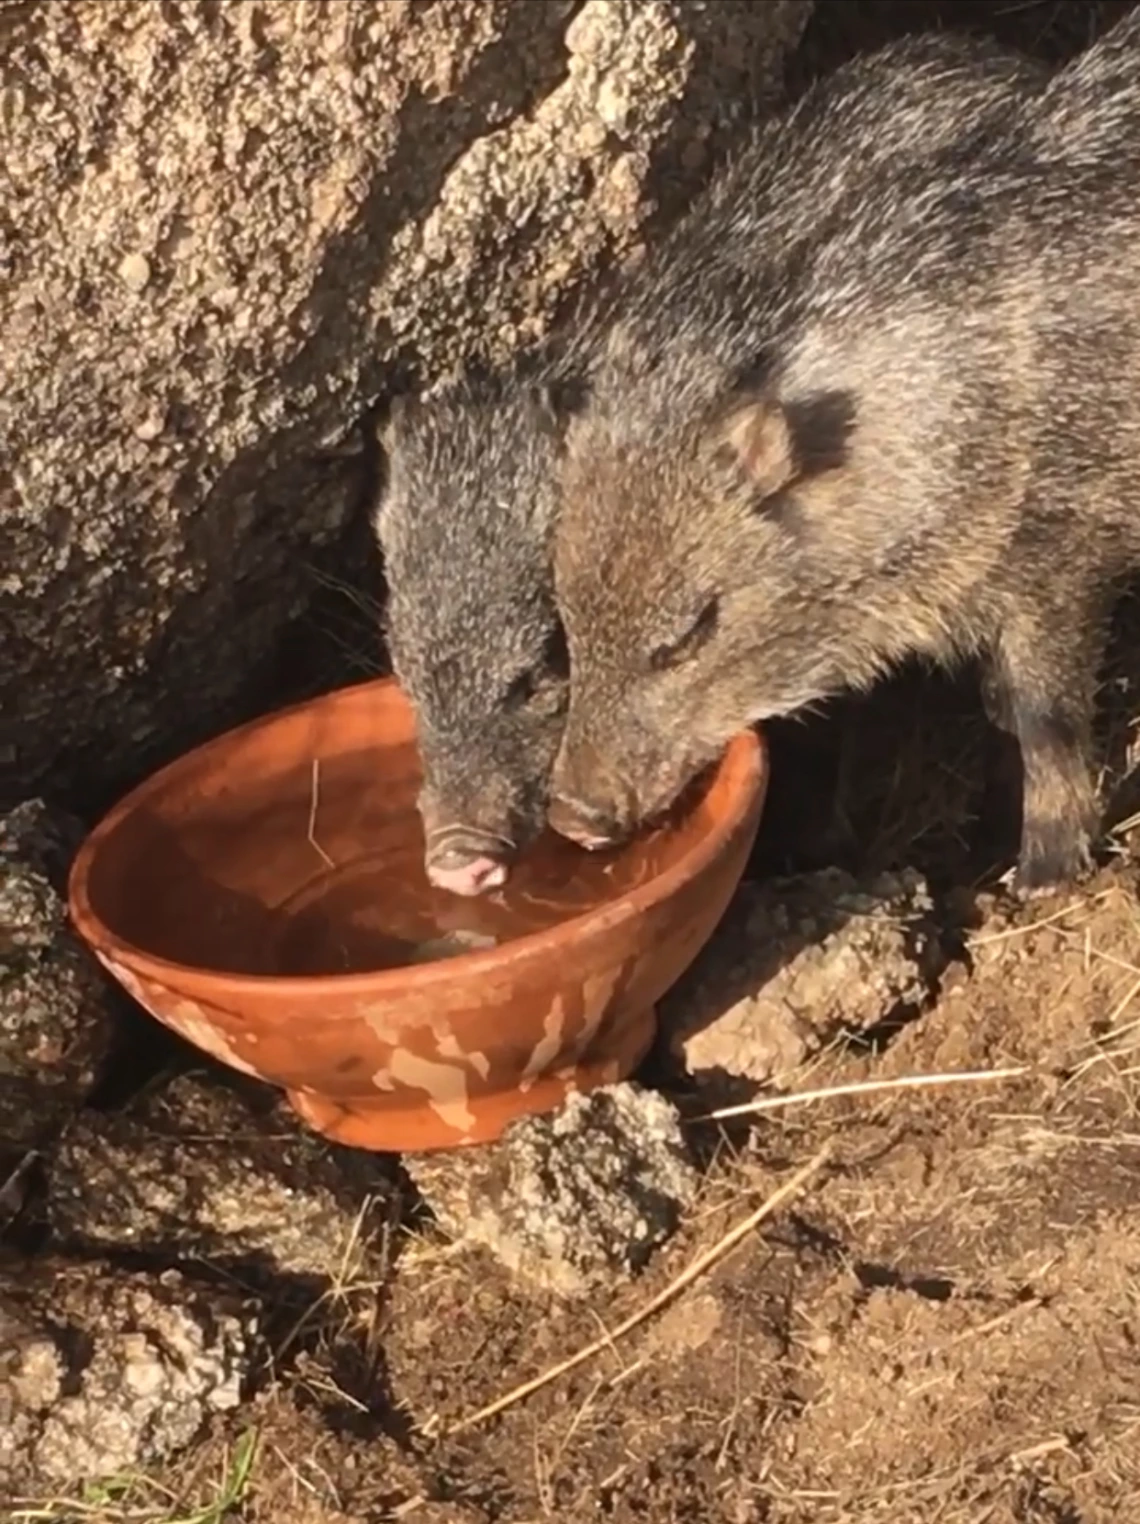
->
[788,0,1134,96]
[853,1261,956,1303]
[840,996,933,1057]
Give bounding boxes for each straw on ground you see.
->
[444,1143,832,1437]
[704,1066,1029,1122]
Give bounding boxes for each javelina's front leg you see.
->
[983,600,1106,894]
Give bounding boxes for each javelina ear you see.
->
[537,375,590,431]
[376,392,416,454]
[710,394,796,500]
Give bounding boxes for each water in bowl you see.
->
[273,821,673,977]
[97,739,693,979]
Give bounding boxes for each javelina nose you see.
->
[423,821,515,898]
[547,796,625,850]
[427,852,508,897]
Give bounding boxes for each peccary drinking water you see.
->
[375,31,1047,895]
[548,12,1140,894]
[375,373,578,896]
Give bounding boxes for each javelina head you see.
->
[375,376,580,895]
[549,359,856,847]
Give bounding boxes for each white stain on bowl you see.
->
[95,954,260,1079]
[517,996,566,1094]
[167,1000,261,1078]
[466,1048,491,1080]
[427,1018,490,1081]
[387,1048,476,1134]
[360,1002,399,1047]
[581,963,624,1022]
[363,1005,490,1088]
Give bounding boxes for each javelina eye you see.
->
[648,597,720,672]
[503,666,540,709]
[542,622,570,678]
[503,626,568,711]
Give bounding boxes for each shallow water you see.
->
[96,740,689,979]
[273,823,673,977]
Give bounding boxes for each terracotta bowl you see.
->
[68,678,768,1152]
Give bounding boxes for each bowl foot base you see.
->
[286,1004,657,1154]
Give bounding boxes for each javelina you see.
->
[373,31,1046,896]
[375,373,577,896]
[548,18,1140,894]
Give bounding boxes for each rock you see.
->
[405,1082,698,1297]
[0,1254,253,1497]
[662,868,948,1090]
[3,0,810,806]
[47,1073,400,1281]
[0,799,115,1152]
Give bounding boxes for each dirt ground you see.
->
[12,3,1140,1522]
[375,868,1140,1524]
[25,850,1140,1524]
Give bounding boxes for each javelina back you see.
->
[1029,3,1140,161]
[375,373,575,896]
[672,30,1049,269]
[549,15,1140,894]
[373,31,1047,896]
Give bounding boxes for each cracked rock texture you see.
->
[0,1255,253,1496]
[0,799,115,1151]
[662,868,949,1089]
[405,1083,699,1297]
[47,1073,400,1281]
[2,0,810,806]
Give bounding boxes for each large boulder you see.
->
[1,0,810,806]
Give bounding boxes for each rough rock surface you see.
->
[405,1083,698,1297]
[2,0,810,805]
[0,1255,253,1497]
[662,868,949,1089]
[47,1073,400,1281]
[0,799,115,1152]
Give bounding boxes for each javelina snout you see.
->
[420,822,511,896]
[414,712,565,896]
[417,765,522,895]
[374,375,578,894]
[547,726,702,849]
[399,629,570,896]
[545,732,636,848]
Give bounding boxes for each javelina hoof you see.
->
[1010,827,1095,901]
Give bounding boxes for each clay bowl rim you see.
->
[68,677,767,1000]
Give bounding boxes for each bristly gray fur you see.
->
[550,12,1140,893]
[373,28,1053,883]
[374,360,580,869]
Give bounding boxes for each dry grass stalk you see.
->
[705,1067,1029,1122]
[306,757,336,869]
